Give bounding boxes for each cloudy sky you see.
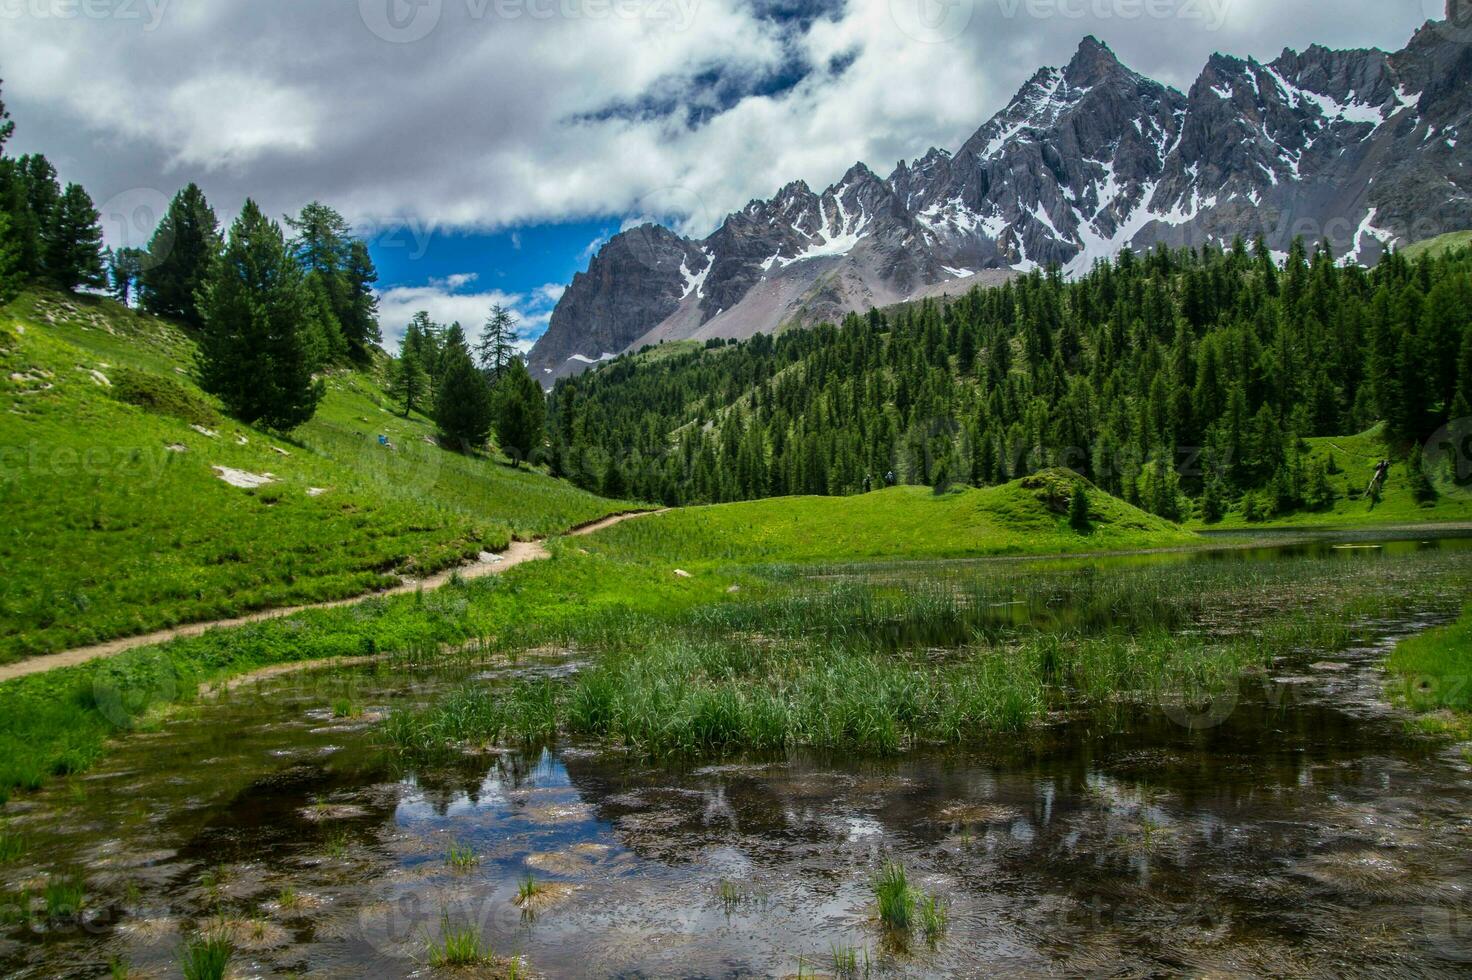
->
[0,0,1442,346]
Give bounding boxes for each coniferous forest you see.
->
[546,240,1472,520]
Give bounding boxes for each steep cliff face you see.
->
[530,9,1472,383]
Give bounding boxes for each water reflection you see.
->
[1,537,1471,976]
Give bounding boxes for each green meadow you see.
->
[0,290,623,663]
[583,468,1196,567]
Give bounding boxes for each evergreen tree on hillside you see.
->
[1069,483,1091,531]
[434,326,493,451]
[107,246,146,305]
[476,304,517,378]
[341,239,381,356]
[285,203,381,363]
[1,155,61,281]
[390,347,429,418]
[543,240,1472,512]
[0,210,17,301]
[197,199,324,430]
[1455,328,1472,421]
[494,357,547,464]
[45,183,106,291]
[140,184,220,327]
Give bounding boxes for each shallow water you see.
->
[2,535,1472,978]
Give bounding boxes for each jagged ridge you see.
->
[531,4,1472,383]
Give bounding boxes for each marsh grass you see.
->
[446,840,479,870]
[717,879,742,914]
[323,828,350,860]
[178,936,232,980]
[426,917,494,967]
[331,698,362,719]
[517,872,543,904]
[873,863,913,930]
[43,876,84,920]
[384,549,1470,762]
[0,831,24,863]
[919,894,948,942]
[830,944,872,978]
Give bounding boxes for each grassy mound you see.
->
[586,468,1196,565]
[0,290,624,663]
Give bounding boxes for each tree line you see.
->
[387,305,546,462]
[546,238,1472,521]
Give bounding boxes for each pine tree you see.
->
[140,184,220,327]
[494,356,547,464]
[0,210,17,301]
[1408,444,1438,504]
[106,247,145,304]
[1456,328,1472,421]
[341,239,381,358]
[476,304,517,378]
[45,183,106,291]
[435,339,494,452]
[390,348,429,417]
[1069,483,1091,531]
[197,200,324,430]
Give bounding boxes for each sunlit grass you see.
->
[425,917,494,967]
[178,936,232,980]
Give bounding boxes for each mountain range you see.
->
[529,3,1472,383]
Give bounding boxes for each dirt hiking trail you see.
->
[0,510,661,684]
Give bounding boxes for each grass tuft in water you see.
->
[178,936,233,980]
[446,840,479,870]
[0,831,25,863]
[872,863,913,930]
[332,697,362,719]
[919,893,948,942]
[517,872,544,905]
[830,943,872,977]
[426,916,494,967]
[43,876,84,920]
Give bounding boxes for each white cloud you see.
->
[0,0,1433,248]
[376,272,564,352]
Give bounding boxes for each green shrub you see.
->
[107,366,220,427]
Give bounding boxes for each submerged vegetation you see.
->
[384,549,1470,760]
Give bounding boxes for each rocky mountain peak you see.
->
[530,19,1472,384]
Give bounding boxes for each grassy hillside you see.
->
[586,468,1196,565]
[0,290,625,663]
[1197,426,1472,529]
[1401,231,1472,261]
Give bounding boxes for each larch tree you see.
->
[140,184,221,327]
[197,199,324,430]
[45,183,106,291]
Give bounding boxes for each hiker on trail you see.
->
[863,474,873,493]
[1363,459,1391,505]
[885,470,897,487]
